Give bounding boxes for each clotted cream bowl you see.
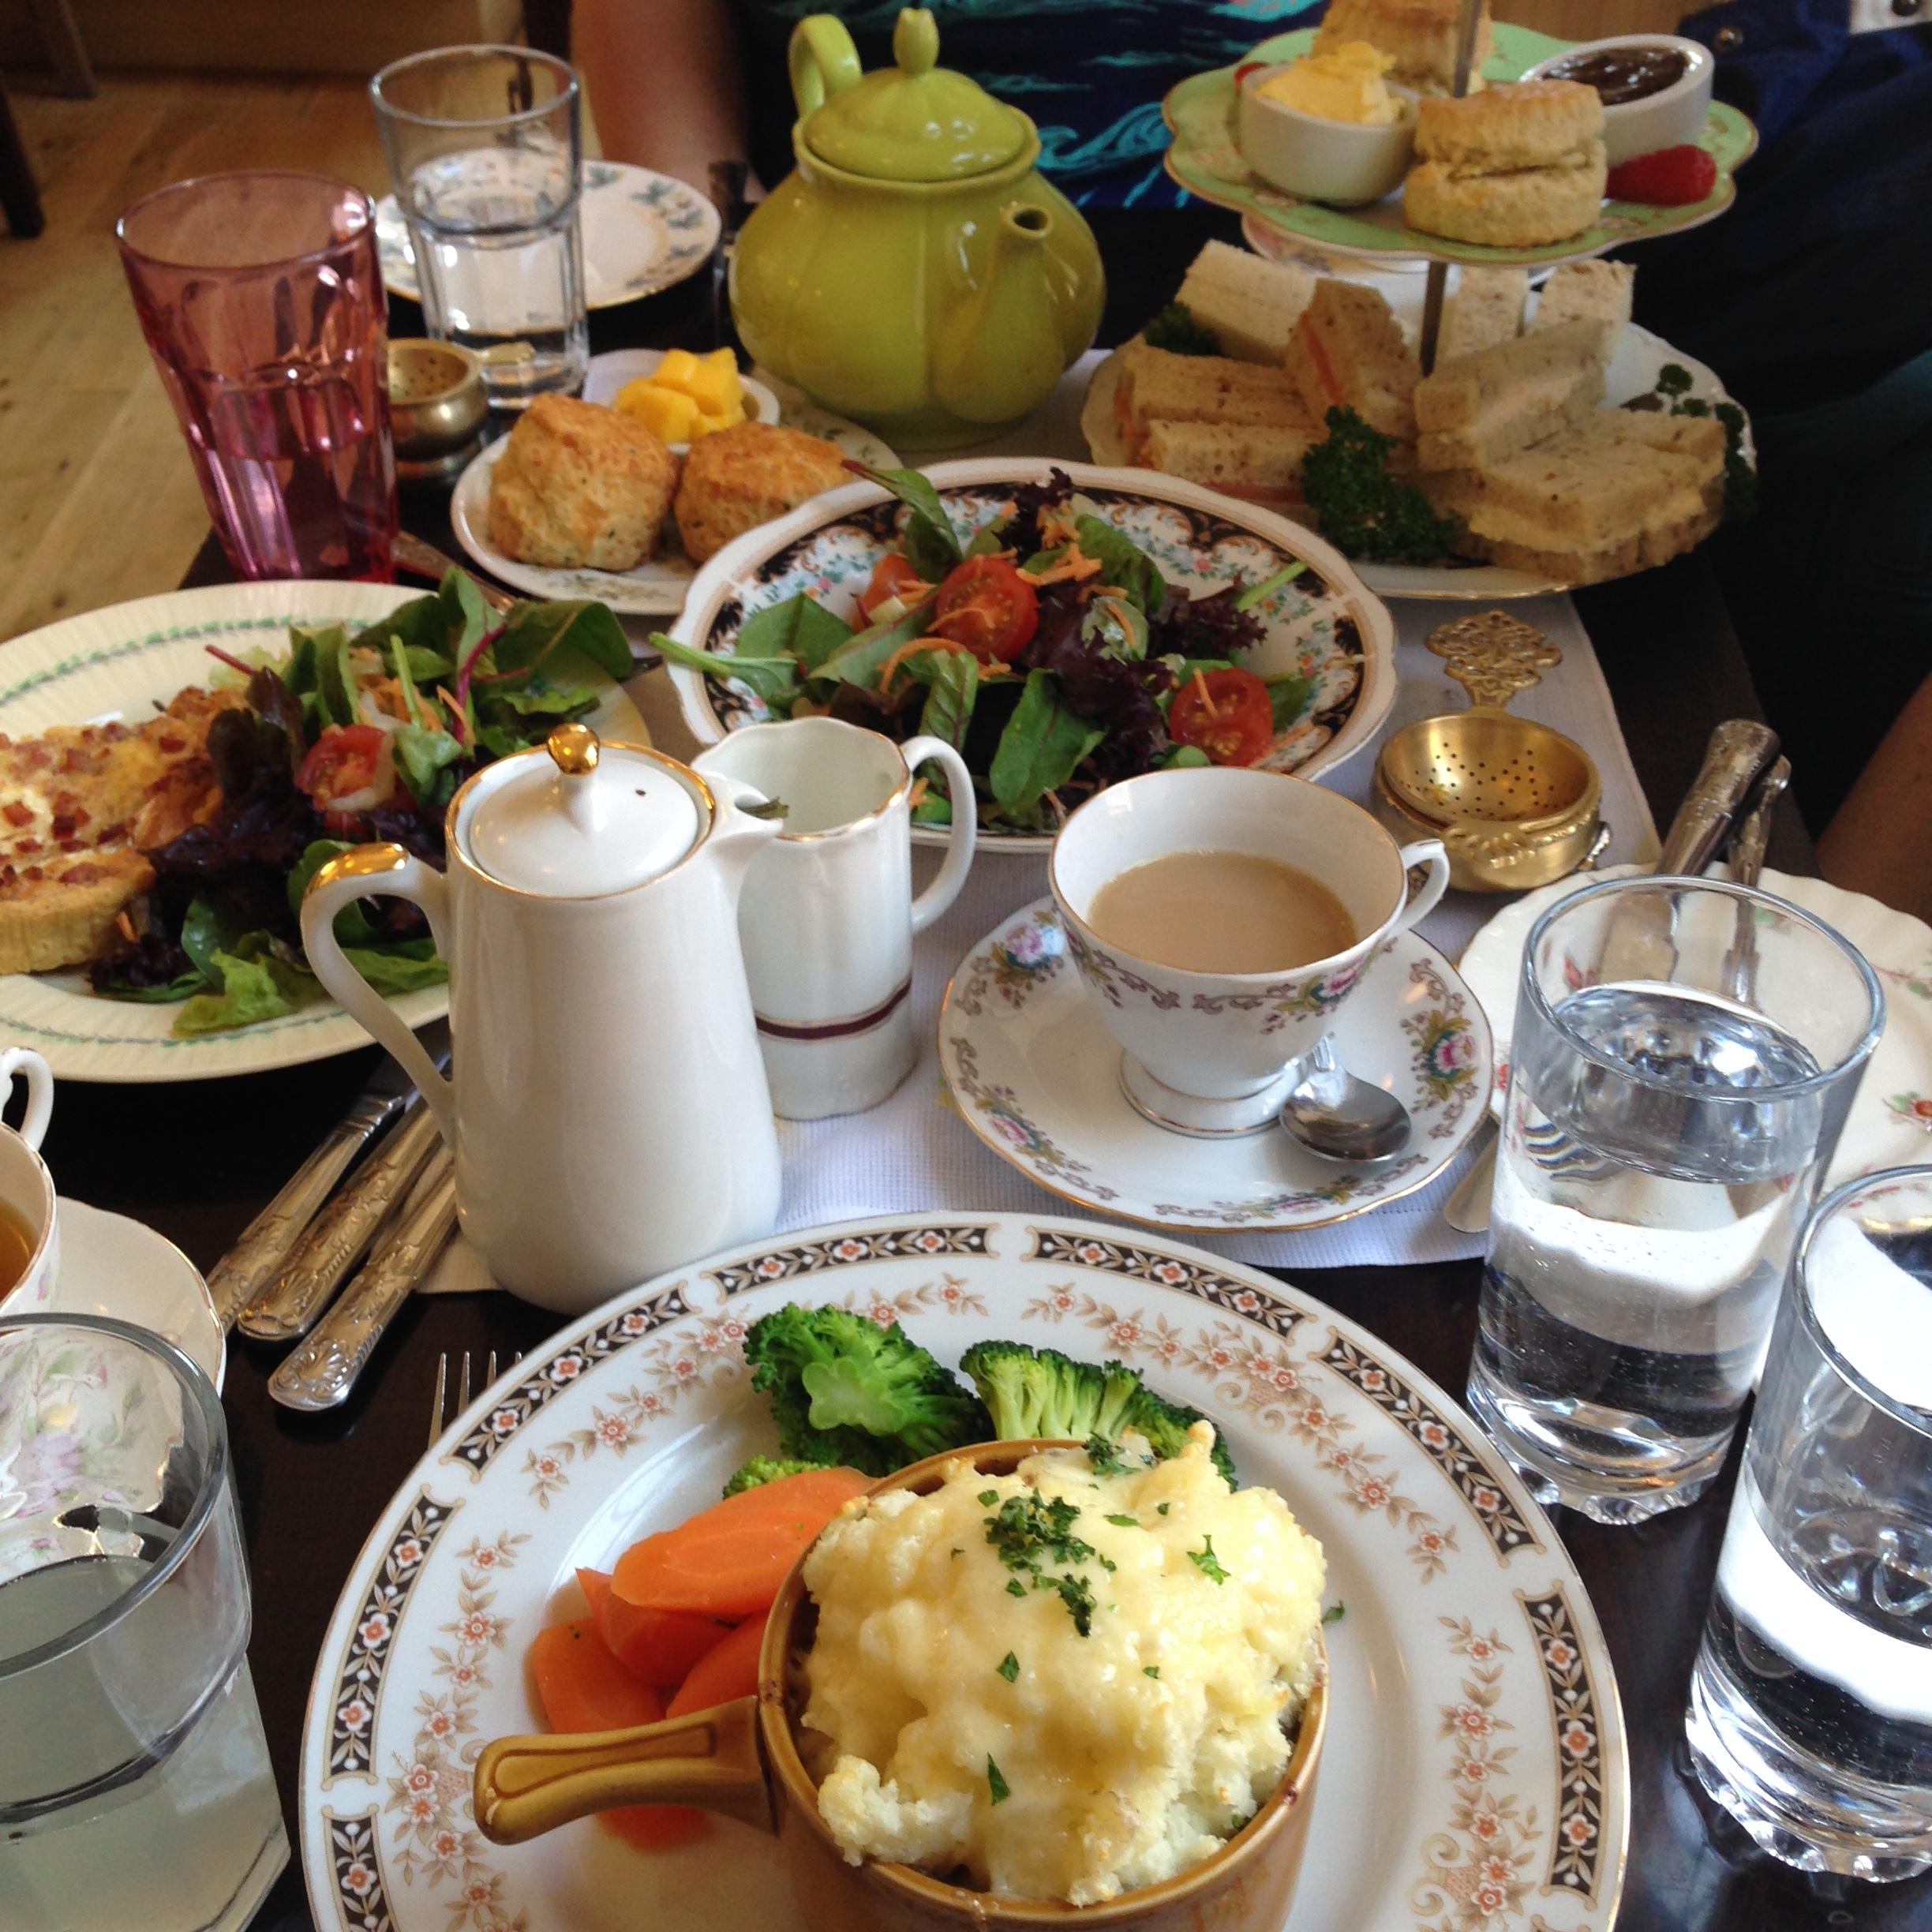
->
[472,1440,1328,1932]
[1236,62,1417,207]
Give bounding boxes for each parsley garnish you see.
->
[983,1488,1106,1634]
[987,1756,1011,1805]
[997,1652,1020,1683]
[1157,1503,1170,1516]
[951,1548,963,1558]
[1323,1601,1346,1624]
[1144,1665,1160,1679]
[1084,1434,1129,1475]
[1189,1535,1230,1584]
[1048,1571,1096,1635]
[1104,1514,1140,1529]
[978,1489,999,1507]
[1006,1578,1026,1597]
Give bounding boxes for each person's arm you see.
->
[574,0,750,193]
[1817,672,1932,923]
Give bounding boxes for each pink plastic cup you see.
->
[118,170,398,582]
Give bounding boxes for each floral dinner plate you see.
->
[298,1209,1627,1932]
[938,899,1492,1230]
[1459,864,1932,1185]
[665,458,1399,852]
[376,163,719,312]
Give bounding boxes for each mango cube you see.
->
[678,358,743,414]
[653,347,704,391]
[614,378,700,445]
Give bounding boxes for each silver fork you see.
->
[427,1348,522,1449]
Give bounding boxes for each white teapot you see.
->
[301,724,783,1313]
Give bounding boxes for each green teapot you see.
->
[731,8,1106,449]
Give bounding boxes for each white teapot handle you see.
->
[301,844,457,1141]
[900,735,977,935]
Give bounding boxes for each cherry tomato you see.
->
[859,552,930,620]
[297,723,391,806]
[1168,668,1275,767]
[930,556,1039,664]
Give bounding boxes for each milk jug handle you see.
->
[301,844,458,1140]
[900,735,977,934]
[788,14,863,117]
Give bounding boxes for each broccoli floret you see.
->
[721,1455,828,1497]
[1124,1386,1239,1488]
[960,1341,1142,1442]
[1301,406,1458,564]
[743,1305,990,1475]
[960,1339,1240,1485]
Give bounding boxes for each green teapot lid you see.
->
[792,8,1029,182]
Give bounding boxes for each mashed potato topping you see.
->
[797,1426,1325,1904]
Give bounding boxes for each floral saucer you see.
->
[1459,864,1932,1187]
[938,899,1492,1231]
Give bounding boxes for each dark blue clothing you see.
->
[734,0,1324,208]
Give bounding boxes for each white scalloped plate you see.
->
[299,1211,1627,1932]
[0,582,642,1081]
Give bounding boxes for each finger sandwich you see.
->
[1413,320,1606,470]
[1404,81,1607,248]
[1423,411,1727,583]
[1529,259,1634,366]
[1282,280,1421,450]
[1142,418,1320,504]
[1116,340,1312,454]
[1437,265,1528,361]
[1174,240,1316,365]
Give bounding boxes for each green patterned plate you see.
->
[1163,24,1758,267]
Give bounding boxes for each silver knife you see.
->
[204,1034,442,1331]
[268,1148,459,1413]
[1597,720,1780,983]
[1720,757,1790,1005]
[237,1099,444,1342]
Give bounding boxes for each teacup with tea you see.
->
[1050,767,1449,1136]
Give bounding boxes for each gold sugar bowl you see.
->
[1372,611,1606,893]
[388,339,488,481]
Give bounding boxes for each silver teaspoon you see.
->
[1279,1034,1412,1163]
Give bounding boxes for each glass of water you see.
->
[1687,1165,1932,1878]
[370,43,588,406]
[1467,874,1882,1523]
[0,1314,287,1932]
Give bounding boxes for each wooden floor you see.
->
[0,71,389,645]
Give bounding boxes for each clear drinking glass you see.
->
[1687,1165,1932,1878]
[0,1314,288,1932]
[370,43,589,406]
[118,170,398,582]
[1466,875,1883,1523]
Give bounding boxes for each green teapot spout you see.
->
[932,201,1065,428]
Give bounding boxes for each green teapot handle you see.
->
[788,15,863,117]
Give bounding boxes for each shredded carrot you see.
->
[908,776,929,811]
[1024,543,1103,588]
[1037,507,1082,551]
[878,635,972,698]
[1191,669,1222,719]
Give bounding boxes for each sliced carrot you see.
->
[611,1467,872,1619]
[530,1619,663,1735]
[532,1611,709,1852]
[665,1616,766,1720]
[582,1562,736,1683]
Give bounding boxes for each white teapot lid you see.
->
[463,724,702,897]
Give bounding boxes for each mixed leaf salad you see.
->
[93,570,629,1035]
[653,466,1339,834]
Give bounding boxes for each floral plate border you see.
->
[938,898,1491,1231]
[301,1211,1625,1932]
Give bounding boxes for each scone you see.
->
[674,422,851,565]
[1403,80,1607,247]
[1312,0,1494,94]
[487,393,677,571]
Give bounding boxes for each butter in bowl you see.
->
[1237,44,1417,207]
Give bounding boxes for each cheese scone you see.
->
[673,422,859,565]
[488,393,678,572]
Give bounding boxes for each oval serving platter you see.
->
[666,459,1398,853]
[300,1209,1627,1932]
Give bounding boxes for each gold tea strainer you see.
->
[1372,611,1604,893]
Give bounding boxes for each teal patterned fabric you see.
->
[738,0,1326,206]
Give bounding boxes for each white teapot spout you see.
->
[702,772,787,904]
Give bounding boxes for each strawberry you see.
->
[1606,145,1718,207]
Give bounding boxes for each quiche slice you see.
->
[0,685,245,975]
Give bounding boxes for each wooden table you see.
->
[77,207,1920,1932]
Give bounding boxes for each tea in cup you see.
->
[1049,768,1449,1135]
[0,1046,58,1310]
[695,718,977,1118]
